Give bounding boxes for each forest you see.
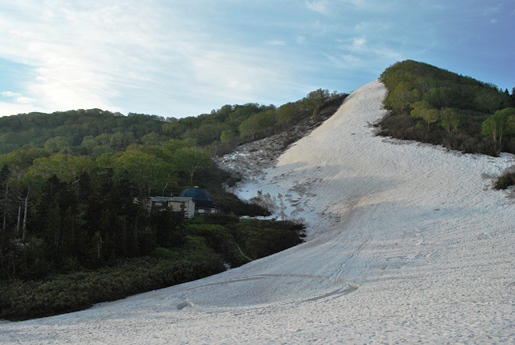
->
[378,60,515,157]
[0,88,345,320]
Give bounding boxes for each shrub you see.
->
[0,251,225,321]
[493,172,515,190]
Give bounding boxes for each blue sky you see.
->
[0,0,514,118]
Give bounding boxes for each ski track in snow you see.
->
[2,80,515,344]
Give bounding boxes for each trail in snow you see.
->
[2,80,515,344]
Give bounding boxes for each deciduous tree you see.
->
[440,108,461,135]
[173,148,211,186]
[482,107,515,151]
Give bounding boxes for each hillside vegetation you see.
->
[378,60,515,157]
[0,89,346,156]
[0,89,346,320]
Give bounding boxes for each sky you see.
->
[0,1,514,119]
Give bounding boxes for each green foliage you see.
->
[186,216,305,268]
[0,87,346,158]
[481,108,515,150]
[0,196,304,320]
[385,82,421,111]
[0,109,167,155]
[220,129,236,144]
[410,101,439,129]
[25,154,96,183]
[115,149,175,197]
[276,102,299,125]
[187,223,246,266]
[44,136,72,153]
[0,144,303,321]
[173,147,211,185]
[474,88,508,113]
[211,190,271,216]
[379,60,514,156]
[0,251,225,321]
[301,89,331,117]
[440,108,461,135]
[0,148,50,176]
[239,110,278,140]
[230,218,305,260]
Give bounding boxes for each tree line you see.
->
[0,89,346,157]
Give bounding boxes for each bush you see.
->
[230,219,306,260]
[0,251,225,321]
[493,172,515,190]
[186,224,249,267]
[212,191,271,216]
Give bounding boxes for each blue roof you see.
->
[179,187,213,209]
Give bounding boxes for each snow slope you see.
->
[2,80,515,344]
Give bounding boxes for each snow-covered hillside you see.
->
[2,80,515,344]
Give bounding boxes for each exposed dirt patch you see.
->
[215,96,346,182]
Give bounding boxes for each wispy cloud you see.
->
[350,37,367,51]
[305,0,330,15]
[0,1,512,117]
[1,91,34,104]
[0,1,299,116]
[0,1,155,113]
[327,34,402,73]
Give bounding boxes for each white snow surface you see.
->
[2,80,515,344]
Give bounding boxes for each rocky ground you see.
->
[215,95,347,183]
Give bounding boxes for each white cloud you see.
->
[0,1,508,118]
[352,37,367,51]
[1,91,34,105]
[0,101,41,115]
[17,96,34,104]
[336,36,368,53]
[327,34,402,72]
[189,48,288,101]
[305,0,330,15]
[0,1,156,113]
[0,1,301,117]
